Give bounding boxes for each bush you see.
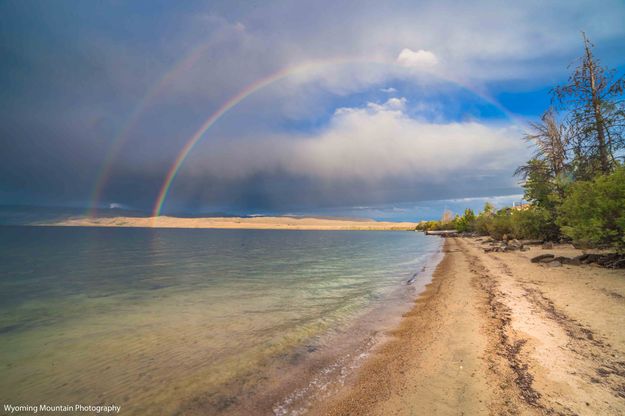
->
[415,220,455,231]
[510,207,559,241]
[558,167,625,251]
[488,210,514,240]
[416,200,561,243]
[474,213,493,236]
[472,206,557,241]
[456,208,476,232]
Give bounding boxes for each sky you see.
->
[1,0,624,221]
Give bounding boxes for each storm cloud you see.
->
[184,98,524,182]
[1,0,624,217]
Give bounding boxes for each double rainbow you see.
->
[88,51,523,219]
[88,40,216,217]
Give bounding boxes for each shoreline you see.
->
[270,239,445,416]
[176,235,444,416]
[310,237,625,415]
[32,216,420,231]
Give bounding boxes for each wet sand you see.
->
[46,216,419,231]
[311,237,625,415]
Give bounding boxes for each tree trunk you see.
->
[584,34,611,173]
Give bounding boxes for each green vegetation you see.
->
[417,35,625,252]
[558,167,625,250]
[455,208,476,233]
[416,203,557,241]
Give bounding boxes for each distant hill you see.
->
[0,205,398,227]
[48,215,420,231]
[0,205,148,225]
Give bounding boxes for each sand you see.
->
[311,237,625,415]
[46,216,420,231]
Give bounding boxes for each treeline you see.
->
[419,35,625,252]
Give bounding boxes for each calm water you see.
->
[0,226,441,415]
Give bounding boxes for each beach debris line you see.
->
[478,236,625,269]
[530,253,625,268]
[435,232,625,268]
[482,238,530,253]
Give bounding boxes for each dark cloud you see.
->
[1,0,624,217]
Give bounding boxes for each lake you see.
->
[0,226,441,415]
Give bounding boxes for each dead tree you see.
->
[552,33,625,177]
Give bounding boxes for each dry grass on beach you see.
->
[312,237,625,416]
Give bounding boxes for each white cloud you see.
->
[445,194,524,203]
[380,87,397,93]
[288,105,521,182]
[365,97,407,112]
[396,48,439,69]
[86,1,625,136]
[188,98,527,184]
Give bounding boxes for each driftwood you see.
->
[531,254,555,263]
[531,253,625,269]
[425,230,458,236]
[428,232,625,269]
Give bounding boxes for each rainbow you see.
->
[150,58,525,218]
[151,58,370,217]
[87,41,216,217]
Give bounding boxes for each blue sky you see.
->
[1,0,624,220]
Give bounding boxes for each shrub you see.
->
[558,167,625,251]
[488,210,514,240]
[473,207,556,241]
[456,208,476,232]
[474,213,493,236]
[510,207,559,241]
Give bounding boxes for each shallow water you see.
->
[0,226,441,415]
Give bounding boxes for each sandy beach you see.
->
[311,237,625,415]
[45,216,420,231]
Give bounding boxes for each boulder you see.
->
[531,254,555,263]
[542,242,554,249]
[547,261,562,267]
[520,246,530,252]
